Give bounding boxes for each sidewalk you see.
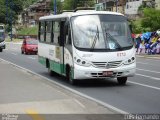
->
[136,54,160,60]
[0,59,117,115]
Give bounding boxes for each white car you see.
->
[0,30,5,52]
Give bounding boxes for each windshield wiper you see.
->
[90,26,99,51]
[106,32,122,50]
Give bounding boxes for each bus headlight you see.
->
[74,57,91,67]
[123,57,135,65]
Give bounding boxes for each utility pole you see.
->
[6,0,8,25]
[116,0,118,12]
[10,0,13,41]
[54,0,56,15]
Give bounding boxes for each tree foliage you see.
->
[63,0,75,10]
[50,0,95,13]
[141,8,160,31]
[0,0,24,24]
[23,0,39,8]
[50,0,63,14]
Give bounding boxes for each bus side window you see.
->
[68,28,71,45]
[53,21,60,44]
[38,22,41,41]
[64,22,71,45]
[40,21,45,42]
[46,21,52,43]
[44,21,47,42]
[51,21,54,43]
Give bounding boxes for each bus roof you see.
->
[39,11,124,21]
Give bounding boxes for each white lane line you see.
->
[74,99,86,109]
[136,73,160,81]
[11,53,17,55]
[11,48,18,50]
[0,58,127,114]
[28,57,36,60]
[136,68,160,74]
[128,81,160,90]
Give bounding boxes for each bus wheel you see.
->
[117,77,127,85]
[48,69,55,76]
[0,49,2,52]
[67,67,76,85]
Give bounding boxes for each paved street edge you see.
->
[0,58,127,114]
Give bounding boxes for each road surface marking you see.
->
[136,68,160,74]
[28,57,36,60]
[128,81,160,90]
[11,52,17,55]
[74,99,86,108]
[26,109,44,120]
[11,48,18,50]
[136,73,160,81]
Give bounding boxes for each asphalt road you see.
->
[0,43,160,114]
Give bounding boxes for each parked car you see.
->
[0,30,5,52]
[21,38,38,55]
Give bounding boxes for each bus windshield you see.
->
[71,14,133,51]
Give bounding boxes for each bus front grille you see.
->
[92,61,122,68]
[91,72,123,78]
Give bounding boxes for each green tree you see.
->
[63,0,75,10]
[50,0,63,14]
[23,0,39,8]
[77,0,95,7]
[141,8,160,31]
[63,0,94,9]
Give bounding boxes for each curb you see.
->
[0,58,127,114]
[136,55,160,60]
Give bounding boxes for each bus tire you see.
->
[48,69,55,76]
[66,66,76,85]
[117,77,127,85]
[0,49,2,52]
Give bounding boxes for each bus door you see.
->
[58,20,66,74]
[63,20,72,76]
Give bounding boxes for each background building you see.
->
[125,0,143,15]
[22,0,51,27]
[155,0,160,10]
[95,0,126,14]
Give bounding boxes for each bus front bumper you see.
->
[74,63,136,79]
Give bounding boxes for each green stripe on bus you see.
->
[38,56,74,78]
[50,60,63,74]
[38,56,46,66]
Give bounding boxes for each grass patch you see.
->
[17,26,38,35]
[5,38,23,42]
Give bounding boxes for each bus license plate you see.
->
[103,71,113,76]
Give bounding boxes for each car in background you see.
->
[0,30,5,52]
[21,38,38,55]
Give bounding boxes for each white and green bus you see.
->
[38,11,136,85]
